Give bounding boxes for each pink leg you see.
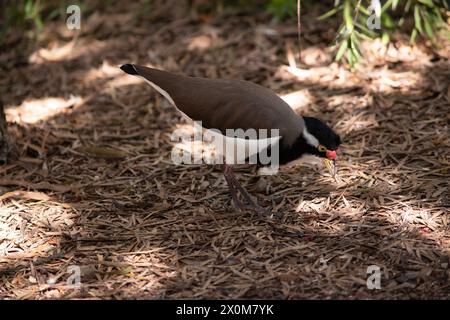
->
[222,164,268,216]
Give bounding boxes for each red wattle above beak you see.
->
[326,150,337,160]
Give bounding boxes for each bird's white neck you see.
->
[302,127,319,147]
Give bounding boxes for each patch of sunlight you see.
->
[29,39,107,64]
[276,62,357,88]
[364,68,422,92]
[169,123,224,164]
[107,71,145,88]
[6,96,84,124]
[398,206,441,229]
[300,47,332,66]
[277,38,430,97]
[280,89,314,111]
[362,38,430,64]
[29,40,76,63]
[83,61,123,82]
[187,35,213,51]
[0,197,76,258]
[296,197,328,213]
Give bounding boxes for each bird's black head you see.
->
[302,117,341,160]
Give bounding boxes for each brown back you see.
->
[133,65,304,147]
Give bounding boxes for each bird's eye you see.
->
[318,145,327,152]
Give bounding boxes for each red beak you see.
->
[326,150,337,160]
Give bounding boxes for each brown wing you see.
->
[126,65,304,147]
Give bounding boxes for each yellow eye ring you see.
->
[318,145,327,152]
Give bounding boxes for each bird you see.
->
[120,64,341,215]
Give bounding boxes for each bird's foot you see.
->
[223,164,281,218]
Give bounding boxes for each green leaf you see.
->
[405,0,412,12]
[422,11,434,37]
[34,15,43,30]
[410,28,418,43]
[335,40,348,61]
[343,0,353,31]
[381,32,390,46]
[357,30,373,41]
[355,22,378,38]
[47,9,61,21]
[414,5,423,34]
[350,31,360,46]
[347,50,355,66]
[381,12,395,29]
[24,0,33,18]
[381,0,393,12]
[358,5,370,16]
[318,5,342,20]
[392,0,399,10]
[267,0,297,20]
[433,7,445,25]
[351,45,362,61]
[417,0,434,8]
[350,32,362,59]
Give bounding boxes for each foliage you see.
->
[0,0,73,44]
[267,0,298,20]
[1,0,449,68]
[324,0,449,66]
[268,0,450,67]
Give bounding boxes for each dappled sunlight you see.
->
[277,62,361,88]
[294,182,449,253]
[0,197,75,258]
[82,61,123,83]
[29,40,78,63]
[106,72,144,88]
[169,122,206,156]
[361,38,432,64]
[0,195,77,298]
[363,68,423,93]
[0,191,178,299]
[187,35,214,51]
[1,0,449,300]
[280,89,315,111]
[5,96,85,124]
[29,38,108,64]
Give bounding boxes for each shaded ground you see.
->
[0,1,449,299]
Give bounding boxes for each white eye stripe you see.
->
[303,128,319,147]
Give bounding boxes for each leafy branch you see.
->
[317,0,449,67]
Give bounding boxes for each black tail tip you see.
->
[120,64,138,75]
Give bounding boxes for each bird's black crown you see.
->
[304,117,341,151]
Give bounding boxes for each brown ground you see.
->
[0,1,449,299]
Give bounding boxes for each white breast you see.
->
[204,129,281,165]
